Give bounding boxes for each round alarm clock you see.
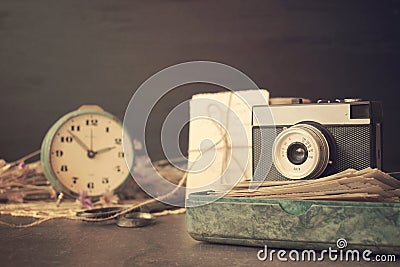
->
[41,105,134,197]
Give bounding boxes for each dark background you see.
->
[0,0,399,171]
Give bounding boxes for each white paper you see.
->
[186,89,270,196]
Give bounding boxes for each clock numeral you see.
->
[86,119,98,126]
[102,177,109,184]
[106,127,109,133]
[61,165,68,172]
[72,177,78,184]
[55,150,64,157]
[118,152,124,158]
[114,138,122,145]
[61,136,73,143]
[71,125,80,131]
[115,165,121,172]
[87,182,94,189]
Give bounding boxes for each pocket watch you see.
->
[41,105,134,197]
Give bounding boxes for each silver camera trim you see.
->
[253,103,370,127]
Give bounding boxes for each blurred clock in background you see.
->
[41,105,134,197]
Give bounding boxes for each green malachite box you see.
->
[186,193,400,254]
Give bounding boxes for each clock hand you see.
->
[94,146,116,155]
[67,130,90,151]
[90,128,93,151]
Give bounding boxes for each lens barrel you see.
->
[272,123,334,179]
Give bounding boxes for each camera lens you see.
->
[287,142,308,165]
[272,123,334,179]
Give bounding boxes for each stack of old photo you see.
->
[226,168,400,202]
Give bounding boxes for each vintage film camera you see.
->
[252,99,383,181]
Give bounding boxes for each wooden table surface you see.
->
[0,213,398,267]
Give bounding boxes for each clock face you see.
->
[48,113,133,196]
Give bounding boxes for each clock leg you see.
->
[55,192,64,207]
